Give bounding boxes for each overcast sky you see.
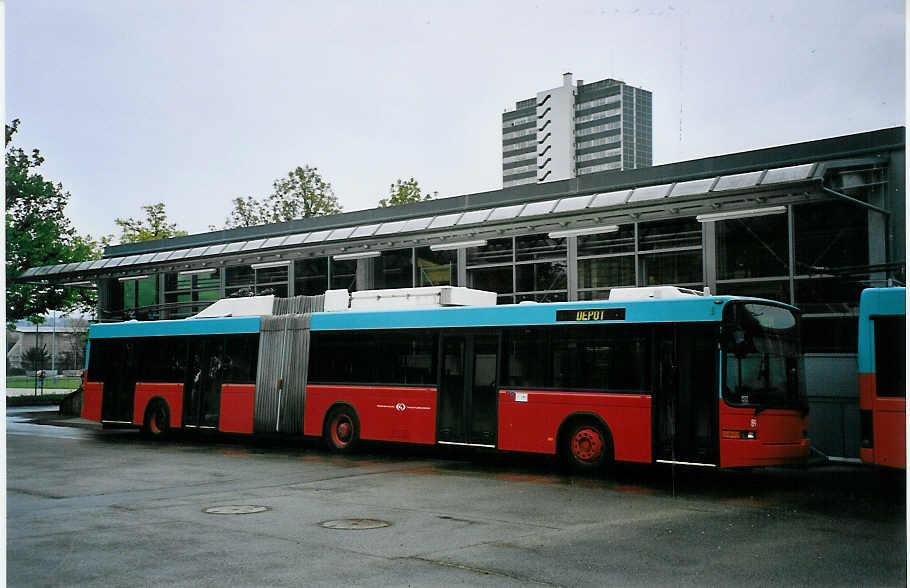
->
[6,0,905,242]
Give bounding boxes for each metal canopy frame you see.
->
[17,154,897,285]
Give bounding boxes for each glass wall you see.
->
[373,249,413,289]
[416,247,456,287]
[294,258,328,296]
[164,270,220,318]
[638,218,702,287]
[467,238,516,303]
[794,201,870,353]
[466,235,569,303]
[578,225,635,300]
[226,264,289,298]
[95,192,885,359]
[121,275,159,320]
[330,259,357,291]
[515,234,566,302]
[714,214,790,304]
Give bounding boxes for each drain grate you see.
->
[204,505,270,515]
[319,518,390,530]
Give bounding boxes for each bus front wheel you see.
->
[324,406,360,453]
[142,400,171,439]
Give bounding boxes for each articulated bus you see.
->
[858,287,906,469]
[82,286,809,470]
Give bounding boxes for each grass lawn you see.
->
[7,376,82,389]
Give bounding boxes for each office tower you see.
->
[502,73,652,187]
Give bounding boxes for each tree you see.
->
[220,165,342,229]
[223,196,266,228]
[23,345,50,372]
[114,202,188,243]
[6,119,101,327]
[378,177,436,208]
[64,316,90,370]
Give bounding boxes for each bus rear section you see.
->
[858,287,906,469]
[81,317,262,436]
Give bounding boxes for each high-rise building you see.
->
[502,73,652,187]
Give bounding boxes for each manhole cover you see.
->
[204,505,270,515]
[319,518,390,530]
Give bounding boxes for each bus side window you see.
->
[874,316,906,398]
[502,328,549,388]
[223,334,258,384]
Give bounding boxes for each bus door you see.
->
[183,337,224,429]
[100,338,138,424]
[654,325,718,466]
[437,333,499,446]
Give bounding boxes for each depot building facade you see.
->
[22,127,906,459]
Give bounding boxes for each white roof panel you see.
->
[457,209,493,225]
[261,236,288,249]
[669,177,716,198]
[304,230,332,244]
[553,194,595,212]
[761,163,816,185]
[627,183,672,203]
[589,190,632,208]
[402,217,433,232]
[375,220,408,235]
[282,233,309,246]
[220,241,246,254]
[350,224,380,238]
[427,213,463,229]
[327,227,356,241]
[713,170,764,192]
[488,204,526,221]
[241,239,266,251]
[519,200,558,217]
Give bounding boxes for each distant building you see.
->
[502,73,652,188]
[7,325,85,372]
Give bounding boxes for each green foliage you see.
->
[223,195,266,228]
[23,345,50,371]
[114,202,188,243]
[220,165,342,229]
[378,177,436,208]
[6,119,102,326]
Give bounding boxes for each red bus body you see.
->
[83,293,809,470]
[858,288,906,469]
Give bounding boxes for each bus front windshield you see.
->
[721,302,806,412]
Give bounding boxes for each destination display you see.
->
[556,308,626,322]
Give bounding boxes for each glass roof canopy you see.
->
[20,162,822,279]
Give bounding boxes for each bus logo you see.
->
[395,403,407,412]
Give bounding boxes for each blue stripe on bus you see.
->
[89,316,262,339]
[858,287,906,374]
[310,298,734,331]
[86,295,789,339]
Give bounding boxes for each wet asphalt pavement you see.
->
[6,408,907,587]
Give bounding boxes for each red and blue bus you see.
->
[858,287,906,469]
[82,287,809,470]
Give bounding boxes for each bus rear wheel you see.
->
[564,421,611,472]
[142,400,171,439]
[324,406,360,453]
